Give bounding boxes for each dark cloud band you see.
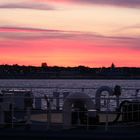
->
[0,26,139,51]
[0,26,139,40]
[39,0,140,8]
[0,2,54,10]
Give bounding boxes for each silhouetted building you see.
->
[41,62,48,68]
[111,63,115,69]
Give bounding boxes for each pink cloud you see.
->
[33,0,140,8]
[0,2,54,10]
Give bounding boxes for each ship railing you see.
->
[0,96,140,130]
[0,86,140,131]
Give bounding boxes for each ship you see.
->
[0,85,140,140]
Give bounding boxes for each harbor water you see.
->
[0,79,140,88]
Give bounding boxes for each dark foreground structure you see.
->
[0,86,140,140]
[1,125,140,140]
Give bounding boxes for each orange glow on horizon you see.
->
[0,38,139,67]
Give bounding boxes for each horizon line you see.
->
[0,63,140,68]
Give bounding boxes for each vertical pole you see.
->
[116,95,120,109]
[56,93,59,111]
[138,103,140,121]
[12,94,14,128]
[11,103,14,128]
[0,105,4,127]
[26,107,31,129]
[105,98,109,131]
[53,92,60,111]
[44,95,51,130]
[87,110,89,130]
[77,109,80,126]
[132,103,134,121]
[47,100,51,130]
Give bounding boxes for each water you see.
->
[0,79,140,88]
[0,79,140,110]
[0,79,140,98]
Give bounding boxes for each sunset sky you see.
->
[0,0,140,67]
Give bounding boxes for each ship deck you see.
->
[0,123,140,140]
[0,111,140,140]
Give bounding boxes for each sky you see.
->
[0,0,140,67]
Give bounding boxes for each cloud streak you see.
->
[0,26,139,41]
[34,0,140,8]
[0,2,54,10]
[0,26,140,52]
[116,24,140,32]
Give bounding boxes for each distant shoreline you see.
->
[0,64,140,80]
[0,77,140,80]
